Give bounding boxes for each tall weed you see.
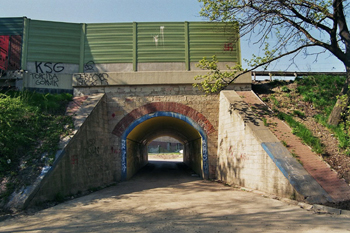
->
[0,91,73,177]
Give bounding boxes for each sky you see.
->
[1,0,345,73]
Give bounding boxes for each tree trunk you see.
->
[327,65,350,126]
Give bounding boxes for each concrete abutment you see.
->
[9,83,336,209]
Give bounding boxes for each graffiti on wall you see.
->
[85,139,100,157]
[8,36,21,70]
[202,138,209,176]
[121,139,127,174]
[84,61,95,72]
[153,26,165,47]
[74,73,109,86]
[35,61,65,73]
[224,43,234,51]
[71,154,79,165]
[0,35,22,71]
[0,36,9,71]
[31,73,59,87]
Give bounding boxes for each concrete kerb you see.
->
[313,204,341,215]
[4,94,105,212]
[221,182,350,216]
[312,203,350,217]
[233,183,349,217]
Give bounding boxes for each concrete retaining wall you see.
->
[217,91,332,203]
[28,94,113,205]
[184,138,202,176]
[76,84,226,180]
[126,139,147,180]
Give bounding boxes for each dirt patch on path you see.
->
[1,161,349,232]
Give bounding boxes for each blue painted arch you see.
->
[120,111,209,181]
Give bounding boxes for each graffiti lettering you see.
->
[35,61,65,73]
[0,36,9,70]
[86,139,100,157]
[202,139,208,178]
[8,35,21,70]
[121,139,127,173]
[84,61,95,72]
[224,43,234,51]
[74,73,109,86]
[31,73,59,87]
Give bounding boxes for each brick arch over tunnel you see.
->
[112,102,216,137]
[112,102,216,181]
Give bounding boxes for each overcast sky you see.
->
[1,0,345,73]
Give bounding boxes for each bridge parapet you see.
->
[72,71,251,88]
[18,70,251,94]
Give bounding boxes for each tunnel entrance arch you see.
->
[112,102,216,181]
[120,111,209,180]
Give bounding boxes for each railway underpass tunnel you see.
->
[121,113,209,181]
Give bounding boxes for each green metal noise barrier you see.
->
[0,17,240,72]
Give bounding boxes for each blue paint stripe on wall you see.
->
[261,142,332,203]
[261,142,297,186]
[121,111,209,181]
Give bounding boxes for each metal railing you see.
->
[252,71,346,81]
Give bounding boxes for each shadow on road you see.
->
[109,160,203,197]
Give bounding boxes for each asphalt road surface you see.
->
[1,159,350,232]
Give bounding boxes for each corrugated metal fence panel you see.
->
[0,17,24,35]
[84,23,133,63]
[27,20,81,63]
[137,22,185,63]
[189,22,240,63]
[0,18,241,66]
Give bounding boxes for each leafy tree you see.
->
[196,0,350,125]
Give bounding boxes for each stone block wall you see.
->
[76,84,223,180]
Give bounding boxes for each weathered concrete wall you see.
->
[28,94,113,205]
[217,91,332,203]
[24,72,73,93]
[72,70,251,87]
[110,88,218,180]
[184,138,202,176]
[75,84,228,180]
[126,139,147,180]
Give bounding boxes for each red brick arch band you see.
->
[112,102,216,137]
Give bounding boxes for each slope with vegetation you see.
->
[0,91,74,212]
[253,75,350,184]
